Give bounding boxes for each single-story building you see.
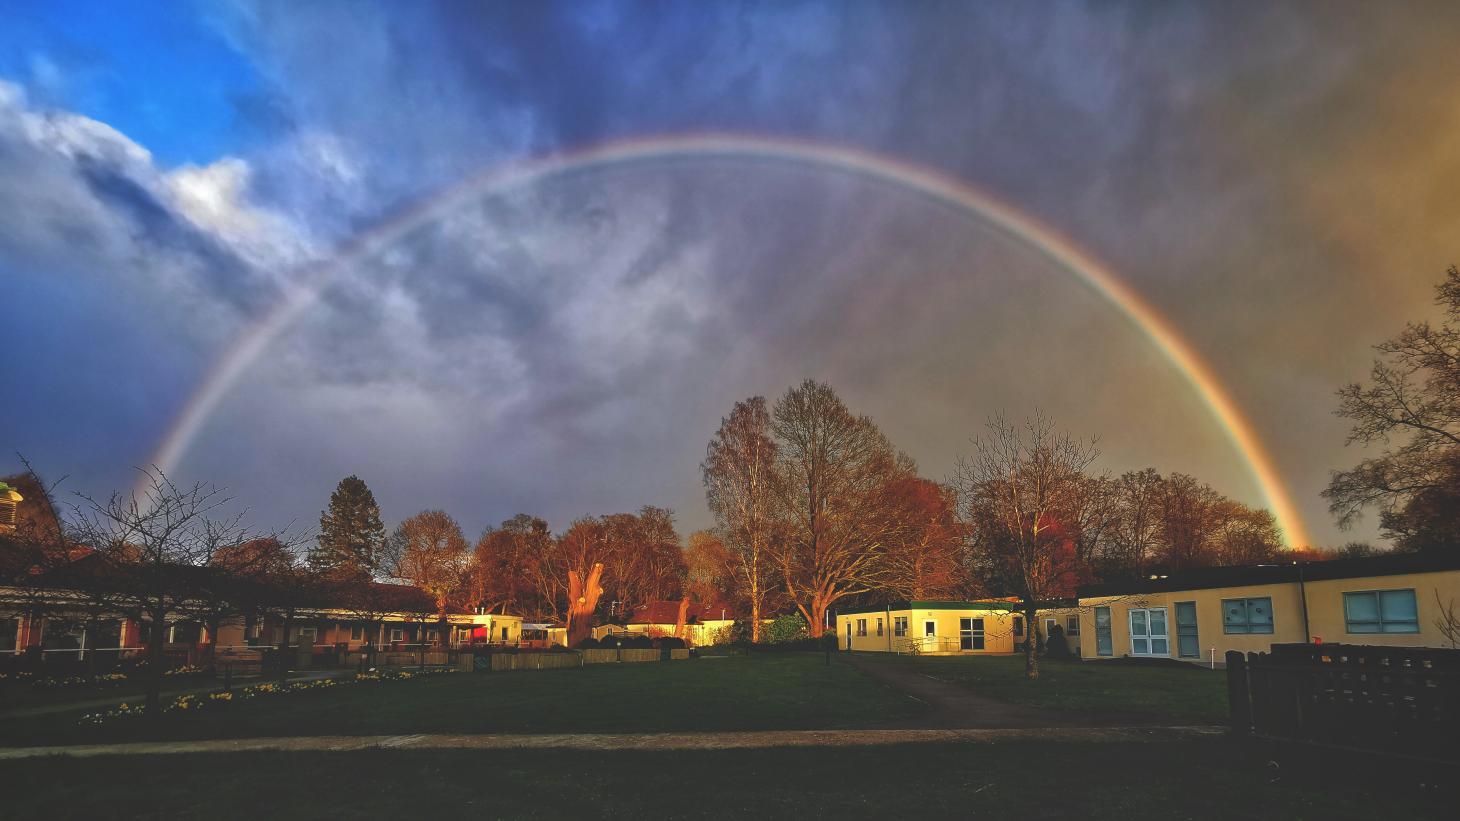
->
[1076,551,1460,665]
[605,600,736,647]
[835,600,1081,655]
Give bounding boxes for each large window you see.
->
[959,617,985,651]
[893,616,908,637]
[856,618,867,637]
[1094,607,1112,656]
[1222,597,1274,634]
[1344,590,1419,634]
[1013,616,1024,637]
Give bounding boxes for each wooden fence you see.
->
[488,652,584,672]
[580,648,661,664]
[1227,643,1460,762]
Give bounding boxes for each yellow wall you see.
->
[1078,568,1460,663]
[837,607,1038,654]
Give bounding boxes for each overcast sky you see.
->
[3,1,1457,547]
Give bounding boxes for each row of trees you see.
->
[698,382,1286,663]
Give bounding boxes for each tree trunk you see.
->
[279,609,293,685]
[145,606,165,717]
[749,595,761,644]
[1023,601,1040,680]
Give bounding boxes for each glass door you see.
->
[1094,607,1112,656]
[1175,602,1199,658]
[1130,609,1149,655]
[1129,608,1169,657]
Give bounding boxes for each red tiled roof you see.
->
[627,600,733,625]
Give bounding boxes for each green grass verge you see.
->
[0,739,1446,820]
[902,654,1228,722]
[0,653,919,746]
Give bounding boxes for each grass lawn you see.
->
[0,739,1447,820]
[902,654,1229,722]
[0,653,919,746]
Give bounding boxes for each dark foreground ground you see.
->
[0,738,1449,820]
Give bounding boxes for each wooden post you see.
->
[1226,650,1251,735]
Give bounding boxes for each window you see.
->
[1065,616,1080,636]
[1013,616,1024,637]
[924,620,936,637]
[1094,607,1113,656]
[500,627,509,641]
[893,616,908,637]
[297,627,317,645]
[1222,597,1274,634]
[1344,590,1419,634]
[1175,602,1199,658]
[1044,617,1057,639]
[856,618,867,637]
[388,628,404,643]
[350,625,363,641]
[959,617,985,651]
[875,618,883,637]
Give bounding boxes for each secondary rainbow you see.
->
[145,132,1314,548]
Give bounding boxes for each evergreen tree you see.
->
[312,476,386,576]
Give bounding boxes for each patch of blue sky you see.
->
[0,1,269,167]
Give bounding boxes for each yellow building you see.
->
[836,600,1080,655]
[1076,552,1460,665]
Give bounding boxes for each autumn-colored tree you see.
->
[684,530,738,608]
[386,510,468,615]
[953,413,1097,680]
[770,380,912,636]
[466,514,553,617]
[599,507,685,616]
[880,477,963,601]
[702,396,779,641]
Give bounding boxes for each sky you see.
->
[3,0,1458,548]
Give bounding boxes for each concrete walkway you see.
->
[841,655,1179,729]
[0,726,1226,759]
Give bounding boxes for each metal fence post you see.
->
[1226,650,1251,735]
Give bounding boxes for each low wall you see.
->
[669,649,690,660]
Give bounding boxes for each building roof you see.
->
[627,600,734,625]
[1077,550,1460,598]
[835,599,1072,616]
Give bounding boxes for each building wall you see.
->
[837,607,1028,654]
[1078,568,1460,663]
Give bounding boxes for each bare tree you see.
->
[770,380,911,636]
[69,468,262,714]
[702,397,779,642]
[953,413,1098,680]
[1435,591,1460,649]
[386,510,469,616]
[1325,266,1460,551]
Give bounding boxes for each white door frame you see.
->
[1128,607,1169,657]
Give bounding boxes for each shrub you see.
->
[761,613,810,644]
[574,637,601,650]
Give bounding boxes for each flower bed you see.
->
[77,668,456,725]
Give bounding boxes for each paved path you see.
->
[841,655,1179,729]
[0,726,1225,759]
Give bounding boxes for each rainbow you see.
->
[145,132,1313,548]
